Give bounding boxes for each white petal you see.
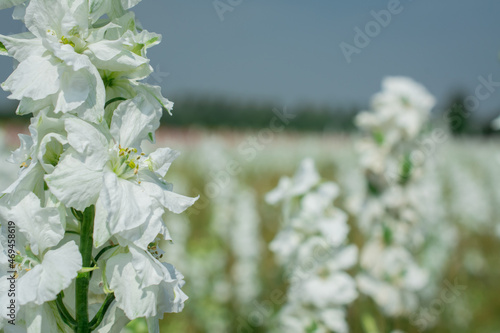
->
[54,68,90,112]
[100,171,152,235]
[25,0,87,38]
[301,272,357,307]
[45,154,103,211]
[86,39,149,72]
[37,133,68,174]
[2,56,60,101]
[265,177,291,205]
[0,32,44,62]
[110,94,161,148]
[320,308,348,333]
[328,244,358,271]
[70,65,106,123]
[147,148,179,177]
[89,0,141,20]
[93,198,113,247]
[0,0,26,10]
[2,162,45,206]
[0,193,64,255]
[64,117,109,170]
[290,158,320,196]
[134,83,173,114]
[115,205,167,250]
[139,173,198,214]
[19,241,82,305]
[24,303,61,333]
[128,246,167,287]
[8,133,32,164]
[107,254,157,319]
[154,263,188,315]
[95,303,130,333]
[106,252,186,320]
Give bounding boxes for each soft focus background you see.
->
[1,1,500,332]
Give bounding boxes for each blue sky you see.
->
[1,0,500,116]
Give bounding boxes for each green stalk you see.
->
[89,293,115,330]
[104,97,127,109]
[56,293,77,330]
[75,205,95,333]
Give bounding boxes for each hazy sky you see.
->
[1,0,500,117]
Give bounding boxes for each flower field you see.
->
[3,124,497,332]
[151,130,500,333]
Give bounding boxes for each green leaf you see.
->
[305,321,318,333]
[372,131,384,145]
[71,208,84,222]
[383,224,393,245]
[0,41,7,55]
[361,313,380,333]
[79,266,99,273]
[399,153,413,185]
[367,180,380,196]
[145,36,159,47]
[131,43,144,55]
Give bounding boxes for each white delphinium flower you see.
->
[2,107,70,205]
[265,157,320,207]
[357,241,428,316]
[354,77,435,319]
[267,158,358,333]
[356,76,435,146]
[45,114,197,250]
[0,193,81,330]
[103,246,187,322]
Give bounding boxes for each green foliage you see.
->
[162,95,359,132]
[445,92,472,136]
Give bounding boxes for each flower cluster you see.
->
[266,159,358,333]
[353,77,435,317]
[0,0,197,331]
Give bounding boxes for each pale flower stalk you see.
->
[353,77,435,323]
[267,158,358,333]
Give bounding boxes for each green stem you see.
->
[94,244,119,263]
[89,293,115,330]
[56,293,77,330]
[71,208,84,222]
[75,205,95,333]
[89,244,118,280]
[104,97,127,109]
